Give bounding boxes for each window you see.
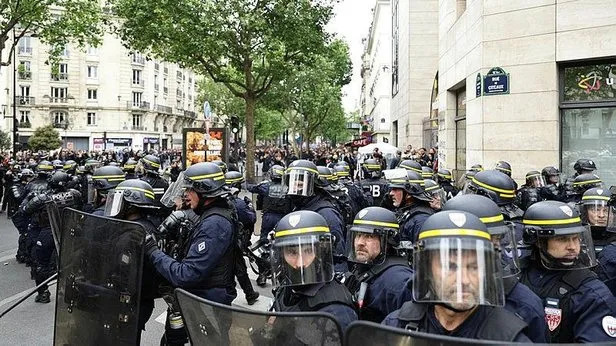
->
[19,111,30,124]
[87,89,98,100]
[60,45,69,57]
[87,65,98,78]
[51,87,68,102]
[18,61,31,80]
[132,113,142,127]
[455,88,467,177]
[154,74,159,91]
[53,111,66,124]
[132,69,142,85]
[52,63,68,81]
[391,0,399,96]
[132,92,142,106]
[87,46,98,56]
[20,85,30,97]
[392,120,399,147]
[132,53,145,64]
[18,37,32,55]
[163,77,168,94]
[87,112,96,126]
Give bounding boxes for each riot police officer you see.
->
[334,163,369,221]
[398,159,423,175]
[516,170,545,211]
[435,168,458,200]
[584,188,616,295]
[122,158,139,180]
[567,173,603,204]
[464,169,523,221]
[423,179,446,211]
[271,210,357,330]
[388,171,434,242]
[540,166,567,202]
[520,201,616,343]
[12,169,34,263]
[317,166,353,226]
[139,154,169,201]
[359,159,389,206]
[564,158,597,198]
[87,165,126,215]
[382,210,531,342]
[285,160,347,271]
[443,194,548,342]
[247,164,293,286]
[495,160,513,177]
[345,207,413,322]
[225,170,260,305]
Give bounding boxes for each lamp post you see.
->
[12,28,17,160]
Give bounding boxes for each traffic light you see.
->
[231,116,240,134]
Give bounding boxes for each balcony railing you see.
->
[184,110,196,118]
[51,73,68,81]
[127,101,150,109]
[53,121,69,129]
[18,71,32,80]
[156,104,172,114]
[18,47,32,55]
[132,125,145,131]
[132,79,145,87]
[50,97,69,104]
[131,55,145,65]
[18,121,31,128]
[15,96,35,106]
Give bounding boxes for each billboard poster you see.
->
[182,128,229,168]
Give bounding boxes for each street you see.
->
[0,210,273,345]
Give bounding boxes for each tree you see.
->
[28,125,62,151]
[0,0,104,71]
[110,0,335,182]
[0,129,11,151]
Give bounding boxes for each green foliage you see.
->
[28,125,63,151]
[0,0,104,69]
[0,129,11,151]
[196,77,245,125]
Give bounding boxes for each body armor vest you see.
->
[273,280,356,313]
[263,182,293,214]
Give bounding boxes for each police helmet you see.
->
[212,160,228,174]
[224,171,245,189]
[388,171,431,202]
[52,159,64,171]
[104,179,159,217]
[333,164,351,181]
[140,154,161,174]
[362,159,382,179]
[572,173,603,195]
[413,210,505,309]
[271,210,334,286]
[284,160,318,197]
[573,158,597,174]
[328,167,339,184]
[436,169,454,184]
[122,158,138,173]
[463,170,516,206]
[541,166,560,185]
[525,170,546,188]
[347,207,400,264]
[91,166,126,192]
[316,166,335,188]
[48,170,70,189]
[424,179,447,209]
[581,187,612,230]
[495,161,512,177]
[443,194,520,277]
[421,166,434,179]
[268,165,285,181]
[84,159,102,174]
[20,168,35,181]
[398,160,423,174]
[63,160,77,173]
[522,201,596,269]
[182,162,227,197]
[37,160,54,174]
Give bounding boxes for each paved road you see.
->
[0,208,273,345]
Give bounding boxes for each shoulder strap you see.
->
[396,301,428,331]
[357,257,409,284]
[477,307,528,341]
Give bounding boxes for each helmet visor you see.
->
[104,190,125,217]
[536,225,597,270]
[427,187,447,210]
[161,172,186,208]
[581,200,611,228]
[413,237,505,308]
[271,234,333,286]
[527,175,546,188]
[283,169,315,197]
[346,227,388,265]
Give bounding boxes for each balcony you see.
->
[127,101,150,110]
[18,71,32,80]
[50,97,69,104]
[53,121,69,129]
[18,47,32,55]
[15,96,35,106]
[51,73,68,81]
[18,121,31,128]
[131,54,145,65]
[132,79,145,87]
[156,104,172,114]
[132,125,145,131]
[184,110,196,118]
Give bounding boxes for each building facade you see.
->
[360,0,393,144]
[6,32,201,152]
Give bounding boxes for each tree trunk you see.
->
[245,96,257,183]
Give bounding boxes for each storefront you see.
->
[143,137,160,151]
[560,60,616,186]
[93,137,133,151]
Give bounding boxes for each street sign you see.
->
[203,101,212,120]
[476,73,482,97]
[483,67,510,96]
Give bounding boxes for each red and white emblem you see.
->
[545,307,562,331]
[602,316,616,337]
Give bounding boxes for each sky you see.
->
[327,0,376,113]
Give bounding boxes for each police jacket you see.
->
[273,281,358,331]
[504,276,549,343]
[595,240,616,296]
[382,302,530,342]
[149,199,237,305]
[520,260,616,343]
[396,203,434,243]
[359,178,389,207]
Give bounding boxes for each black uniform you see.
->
[359,178,389,207]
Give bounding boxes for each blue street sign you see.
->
[203,101,212,120]
[483,67,510,96]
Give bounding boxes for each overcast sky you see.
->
[327,0,376,113]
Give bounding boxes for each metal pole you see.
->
[12,28,17,160]
[0,273,58,319]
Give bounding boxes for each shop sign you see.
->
[483,67,510,96]
[475,73,482,97]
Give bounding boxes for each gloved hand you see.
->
[144,233,159,257]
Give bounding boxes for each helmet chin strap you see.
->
[539,248,578,269]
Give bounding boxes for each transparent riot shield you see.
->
[344,321,512,346]
[47,202,62,254]
[54,208,145,346]
[175,288,343,346]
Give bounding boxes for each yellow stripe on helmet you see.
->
[471,177,515,196]
[522,217,581,226]
[189,172,225,181]
[437,173,452,179]
[400,164,423,173]
[582,195,610,201]
[286,167,319,174]
[115,186,156,199]
[573,179,602,186]
[479,214,505,223]
[93,175,126,180]
[419,229,491,240]
[275,226,330,237]
[142,158,161,168]
[226,177,244,184]
[353,219,399,229]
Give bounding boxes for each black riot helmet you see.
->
[63,160,77,174]
[388,171,431,202]
[421,166,434,179]
[139,154,161,174]
[525,170,546,188]
[541,166,561,185]
[495,161,512,177]
[463,169,517,206]
[398,160,423,174]
[573,158,597,174]
[84,159,102,174]
[316,166,336,188]
[362,159,382,179]
[122,158,138,173]
[424,179,447,210]
[224,171,245,190]
[52,159,64,171]
[581,187,612,231]
[522,201,596,270]
[104,179,159,217]
[271,210,334,287]
[212,160,228,174]
[37,160,54,174]
[333,164,351,182]
[268,165,285,181]
[284,159,318,197]
[91,166,126,192]
[436,169,454,184]
[443,194,520,277]
[572,173,603,195]
[48,170,70,190]
[20,168,35,182]
[413,210,505,310]
[346,207,400,265]
[182,162,228,197]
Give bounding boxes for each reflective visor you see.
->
[104,190,126,217]
[271,235,333,287]
[283,169,316,197]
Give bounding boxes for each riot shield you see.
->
[175,288,343,346]
[344,321,512,346]
[54,208,145,346]
[46,202,62,254]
